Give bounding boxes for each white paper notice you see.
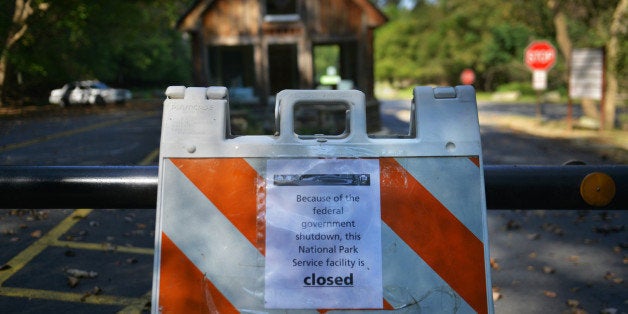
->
[264,159,382,309]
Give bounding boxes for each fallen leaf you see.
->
[543,290,557,298]
[527,233,540,240]
[593,225,625,235]
[566,299,579,308]
[101,242,116,251]
[1,229,17,235]
[30,230,42,238]
[600,308,618,314]
[92,286,103,295]
[80,292,91,302]
[130,230,145,236]
[67,276,80,288]
[506,220,521,231]
[490,258,500,270]
[65,269,98,279]
[568,255,580,263]
[492,287,502,302]
[528,252,538,259]
[34,210,49,220]
[612,278,623,284]
[542,266,555,274]
[604,271,615,280]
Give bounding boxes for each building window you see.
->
[265,0,299,22]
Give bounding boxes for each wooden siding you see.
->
[202,0,260,40]
[305,0,363,39]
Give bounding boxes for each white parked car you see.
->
[49,80,132,106]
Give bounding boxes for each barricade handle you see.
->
[274,89,368,142]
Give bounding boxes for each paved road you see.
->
[0,103,161,313]
[0,99,625,313]
[380,99,626,314]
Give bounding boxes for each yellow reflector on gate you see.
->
[580,172,616,207]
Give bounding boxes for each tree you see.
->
[547,0,626,129]
[0,0,46,106]
[604,0,627,130]
[375,0,531,89]
[1,1,192,105]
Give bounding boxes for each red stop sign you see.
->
[525,41,557,71]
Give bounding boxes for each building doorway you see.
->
[268,44,299,95]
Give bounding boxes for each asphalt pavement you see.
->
[0,98,626,313]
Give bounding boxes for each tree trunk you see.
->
[550,8,572,69]
[603,0,627,130]
[0,0,35,107]
[0,53,6,106]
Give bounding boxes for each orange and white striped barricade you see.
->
[152,86,493,313]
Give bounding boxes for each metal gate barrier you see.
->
[1,165,626,210]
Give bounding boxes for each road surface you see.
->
[0,99,625,313]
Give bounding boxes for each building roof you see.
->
[177,0,387,32]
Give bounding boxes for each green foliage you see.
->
[2,1,192,102]
[374,0,625,94]
[376,0,529,88]
[314,45,340,82]
[496,82,535,97]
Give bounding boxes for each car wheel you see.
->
[95,95,105,106]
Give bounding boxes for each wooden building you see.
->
[178,0,387,106]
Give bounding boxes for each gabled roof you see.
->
[177,0,387,32]
[177,0,212,32]
[352,0,388,26]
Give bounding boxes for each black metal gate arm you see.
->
[0,165,626,210]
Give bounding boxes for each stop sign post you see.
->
[525,40,557,119]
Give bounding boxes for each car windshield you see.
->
[90,82,109,89]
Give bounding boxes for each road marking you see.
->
[53,240,154,255]
[0,286,143,306]
[0,112,159,153]
[138,148,159,166]
[0,209,93,285]
[117,291,152,314]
